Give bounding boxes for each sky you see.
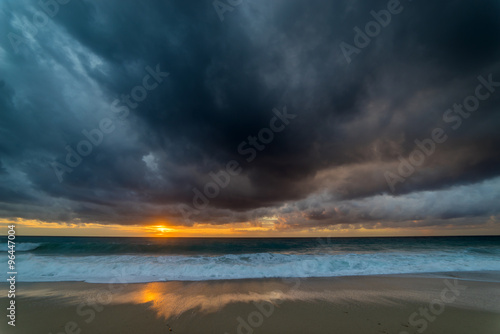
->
[1,0,500,237]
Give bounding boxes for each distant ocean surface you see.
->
[2,236,500,283]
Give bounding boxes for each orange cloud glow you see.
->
[1,217,499,238]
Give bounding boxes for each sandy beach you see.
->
[1,271,499,334]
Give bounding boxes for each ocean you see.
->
[2,236,500,283]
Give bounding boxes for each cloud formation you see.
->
[1,0,500,232]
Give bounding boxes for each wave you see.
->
[0,242,42,252]
[465,247,500,255]
[3,236,499,257]
[0,239,322,255]
[9,251,500,283]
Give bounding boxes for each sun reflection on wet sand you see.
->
[9,279,412,321]
[109,279,411,320]
[113,281,291,319]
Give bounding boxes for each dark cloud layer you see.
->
[1,0,500,230]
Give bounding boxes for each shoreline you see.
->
[4,269,500,284]
[1,271,499,333]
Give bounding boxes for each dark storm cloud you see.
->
[0,0,500,229]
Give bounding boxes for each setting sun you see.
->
[148,225,176,236]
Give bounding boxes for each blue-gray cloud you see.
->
[0,0,499,230]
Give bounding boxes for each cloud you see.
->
[0,0,499,232]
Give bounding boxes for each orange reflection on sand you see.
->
[112,281,288,320]
[119,281,401,320]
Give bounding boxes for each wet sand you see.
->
[1,272,499,334]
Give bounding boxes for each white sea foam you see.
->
[8,251,500,283]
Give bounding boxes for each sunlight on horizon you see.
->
[1,218,499,238]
